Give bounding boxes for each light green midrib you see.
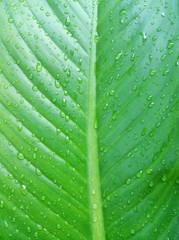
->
[87,1,106,240]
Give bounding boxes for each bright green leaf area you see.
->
[0,0,179,239]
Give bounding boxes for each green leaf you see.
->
[0,1,179,239]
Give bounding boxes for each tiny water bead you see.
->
[20,185,28,196]
[126,179,131,185]
[149,69,156,76]
[136,170,143,178]
[115,51,123,61]
[149,181,154,187]
[0,200,4,209]
[148,102,155,108]
[162,174,167,182]
[36,62,42,72]
[130,53,135,61]
[167,40,174,49]
[141,127,146,136]
[65,17,71,27]
[146,95,153,101]
[8,17,14,23]
[163,69,169,76]
[142,33,147,42]
[17,152,24,160]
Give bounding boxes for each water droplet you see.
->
[152,36,157,41]
[132,85,137,91]
[149,129,155,137]
[115,51,123,61]
[163,69,169,76]
[112,110,119,121]
[136,170,143,178]
[109,89,115,96]
[141,127,146,136]
[36,169,42,176]
[162,174,167,182]
[62,98,66,107]
[119,9,126,15]
[146,95,153,101]
[126,179,131,185]
[131,229,135,235]
[130,53,135,61]
[55,80,60,88]
[20,185,28,196]
[161,54,167,61]
[175,60,179,67]
[18,125,22,131]
[57,224,61,230]
[36,63,42,72]
[17,152,24,160]
[167,40,174,49]
[8,17,14,23]
[37,224,42,230]
[94,32,99,43]
[142,33,147,42]
[149,181,154,187]
[148,102,155,108]
[146,168,153,174]
[93,204,97,209]
[46,12,50,17]
[175,179,179,185]
[149,69,156,76]
[65,17,71,27]
[0,200,4,209]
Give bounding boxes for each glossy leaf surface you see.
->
[0,0,179,239]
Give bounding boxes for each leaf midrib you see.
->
[87,1,105,239]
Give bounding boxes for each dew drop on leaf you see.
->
[162,174,167,182]
[37,224,42,230]
[142,33,147,42]
[0,200,4,209]
[115,51,123,61]
[149,69,156,76]
[36,63,42,72]
[57,224,61,230]
[8,17,14,23]
[36,169,42,176]
[20,185,28,196]
[167,40,174,49]
[161,54,167,61]
[163,69,169,76]
[136,170,143,178]
[130,53,135,61]
[141,127,146,136]
[17,152,24,160]
[65,17,71,27]
[55,80,60,88]
[146,95,153,101]
[148,102,155,108]
[93,204,97,209]
[149,181,154,187]
[126,179,131,185]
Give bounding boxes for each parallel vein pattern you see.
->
[97,0,179,239]
[0,0,179,240]
[0,1,94,239]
